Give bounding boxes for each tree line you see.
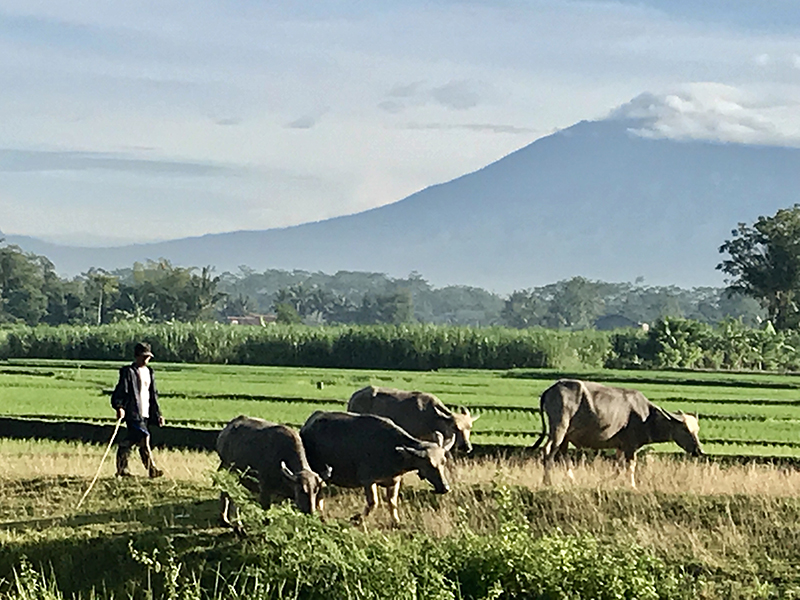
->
[2,204,799,331]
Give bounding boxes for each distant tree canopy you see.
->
[718,205,800,330]
[0,240,765,329]
[499,277,761,331]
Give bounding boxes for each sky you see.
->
[1,0,800,246]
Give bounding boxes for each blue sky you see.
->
[1,0,799,245]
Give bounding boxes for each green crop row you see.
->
[0,322,614,370]
[1,360,800,453]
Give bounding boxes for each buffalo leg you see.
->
[626,452,637,488]
[359,483,380,521]
[384,479,402,525]
[558,443,575,482]
[219,491,241,527]
[613,449,638,488]
[542,423,569,485]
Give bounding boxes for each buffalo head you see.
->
[281,461,330,514]
[670,412,703,457]
[396,432,454,494]
[434,404,479,453]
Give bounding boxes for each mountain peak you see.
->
[7,89,800,292]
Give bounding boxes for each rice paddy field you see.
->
[2,359,800,598]
[1,358,799,457]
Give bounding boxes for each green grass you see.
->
[2,360,800,454]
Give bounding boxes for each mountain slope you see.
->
[8,118,800,292]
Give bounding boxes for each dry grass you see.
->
[0,438,218,481]
[2,440,800,599]
[3,439,800,513]
[0,439,800,535]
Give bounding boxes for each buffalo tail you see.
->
[529,401,548,450]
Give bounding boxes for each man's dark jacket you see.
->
[111,363,161,425]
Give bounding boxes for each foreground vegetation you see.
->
[1,440,800,599]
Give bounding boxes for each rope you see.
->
[76,417,123,510]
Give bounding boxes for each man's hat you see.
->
[134,342,154,358]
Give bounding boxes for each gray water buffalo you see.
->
[216,415,329,530]
[347,386,479,453]
[531,379,703,487]
[300,410,453,524]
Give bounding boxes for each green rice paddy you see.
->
[1,359,798,456]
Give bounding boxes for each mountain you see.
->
[7,117,800,292]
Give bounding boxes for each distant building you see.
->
[226,314,277,326]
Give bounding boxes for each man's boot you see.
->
[116,443,133,477]
[139,444,163,478]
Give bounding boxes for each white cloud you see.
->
[610,83,800,146]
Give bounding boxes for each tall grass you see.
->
[3,442,800,599]
[1,323,613,370]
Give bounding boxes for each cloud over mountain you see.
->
[611,84,800,147]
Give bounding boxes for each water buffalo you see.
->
[216,415,329,530]
[347,386,479,453]
[531,379,703,487]
[300,410,453,524]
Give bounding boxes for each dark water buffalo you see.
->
[531,379,703,487]
[347,386,479,453]
[216,415,328,529]
[300,410,453,524]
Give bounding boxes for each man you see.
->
[112,342,165,478]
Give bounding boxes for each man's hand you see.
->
[116,407,125,421]
[158,416,165,427]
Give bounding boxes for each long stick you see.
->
[76,417,123,510]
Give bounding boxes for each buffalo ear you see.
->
[471,413,481,423]
[281,461,298,482]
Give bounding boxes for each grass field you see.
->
[3,359,800,598]
[1,359,799,455]
[2,439,800,598]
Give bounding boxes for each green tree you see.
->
[501,289,548,328]
[718,205,800,330]
[84,268,120,325]
[544,276,605,329]
[274,301,302,324]
[354,290,414,324]
[220,293,257,317]
[0,242,55,324]
[110,260,225,322]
